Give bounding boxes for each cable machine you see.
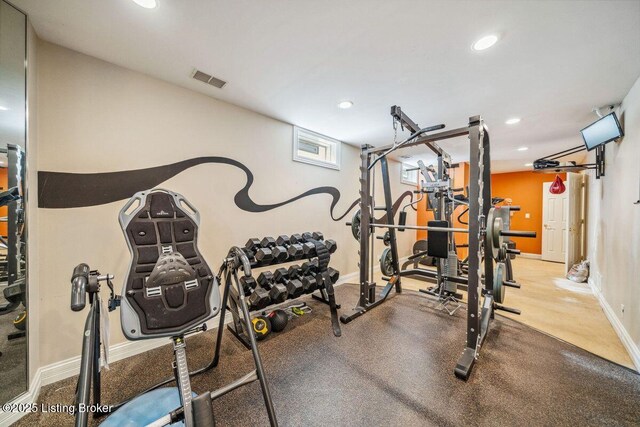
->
[343,106,536,379]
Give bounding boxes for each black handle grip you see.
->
[70,263,90,312]
[232,247,252,277]
[501,230,536,238]
[398,211,407,227]
[506,205,521,211]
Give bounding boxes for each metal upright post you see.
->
[436,154,445,290]
[436,154,444,220]
[380,156,401,292]
[231,271,278,427]
[75,299,97,427]
[482,129,494,293]
[92,299,102,408]
[212,265,232,367]
[370,164,376,290]
[173,336,194,427]
[455,116,483,380]
[359,146,373,306]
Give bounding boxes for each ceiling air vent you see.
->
[191,69,226,89]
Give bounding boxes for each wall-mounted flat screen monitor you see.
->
[580,112,624,151]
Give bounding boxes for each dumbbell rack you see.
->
[223,232,342,349]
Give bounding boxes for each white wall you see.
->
[35,40,416,367]
[586,74,640,368]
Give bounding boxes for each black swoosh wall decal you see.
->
[38,156,413,222]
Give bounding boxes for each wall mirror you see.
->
[0,0,28,404]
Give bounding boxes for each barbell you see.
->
[346,207,536,257]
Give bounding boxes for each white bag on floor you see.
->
[567,260,589,283]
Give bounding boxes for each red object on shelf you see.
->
[549,174,566,194]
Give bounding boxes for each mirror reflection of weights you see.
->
[0,145,28,401]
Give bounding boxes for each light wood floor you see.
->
[372,257,635,369]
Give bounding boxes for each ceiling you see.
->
[14,0,640,172]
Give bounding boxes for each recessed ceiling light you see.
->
[525,163,533,167]
[131,0,157,8]
[0,106,8,111]
[517,147,528,151]
[505,117,521,125]
[472,34,498,51]
[338,100,353,109]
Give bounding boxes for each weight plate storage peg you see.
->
[498,243,508,263]
[493,262,506,304]
[383,231,391,246]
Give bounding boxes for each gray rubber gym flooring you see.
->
[0,297,27,406]
[17,283,640,426]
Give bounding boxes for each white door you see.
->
[542,181,567,263]
[565,173,584,271]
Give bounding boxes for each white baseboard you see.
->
[1,257,404,425]
[588,278,640,371]
[519,253,542,260]
[335,270,358,285]
[0,367,42,426]
[38,257,398,386]
[41,311,238,388]
[40,336,169,386]
[33,266,366,386]
[0,312,234,425]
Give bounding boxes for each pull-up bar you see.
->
[367,120,478,157]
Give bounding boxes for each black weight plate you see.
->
[351,210,361,241]
[380,247,394,276]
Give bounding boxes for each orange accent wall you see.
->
[415,164,565,255]
[491,171,565,255]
